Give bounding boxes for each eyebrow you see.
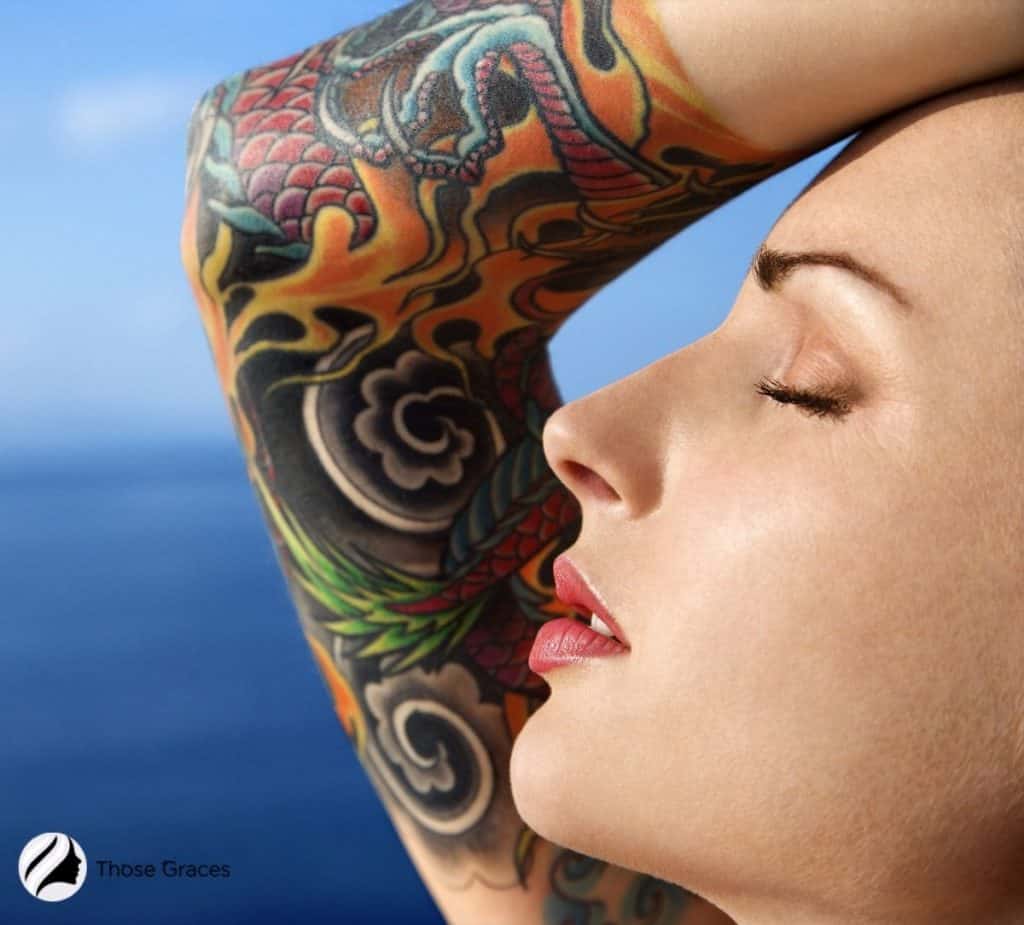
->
[752,244,912,314]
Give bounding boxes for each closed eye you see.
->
[755,376,852,420]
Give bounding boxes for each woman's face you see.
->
[510,81,1024,923]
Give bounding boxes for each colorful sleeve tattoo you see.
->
[180,2,790,921]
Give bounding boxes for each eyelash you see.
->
[754,376,853,420]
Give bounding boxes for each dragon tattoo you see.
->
[182,0,781,896]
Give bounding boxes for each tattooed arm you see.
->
[179,3,1024,923]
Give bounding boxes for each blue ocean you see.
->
[1,443,444,923]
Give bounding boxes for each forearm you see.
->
[179,2,1020,923]
[181,12,777,925]
[654,0,1024,152]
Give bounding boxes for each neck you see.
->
[718,881,1024,925]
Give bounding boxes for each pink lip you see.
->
[527,555,631,675]
[551,555,630,645]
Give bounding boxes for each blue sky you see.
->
[1,0,846,455]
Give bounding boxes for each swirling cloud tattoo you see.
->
[182,0,783,912]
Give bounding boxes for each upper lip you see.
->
[552,555,630,647]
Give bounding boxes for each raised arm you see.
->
[179,3,1023,923]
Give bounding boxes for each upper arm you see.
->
[177,9,774,924]
[179,0,786,465]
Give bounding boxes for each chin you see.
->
[509,699,618,865]
[509,703,578,847]
[509,710,552,836]
[510,695,716,893]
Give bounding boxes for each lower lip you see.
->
[528,618,629,674]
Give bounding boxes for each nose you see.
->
[541,367,667,521]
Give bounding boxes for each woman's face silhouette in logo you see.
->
[19,833,87,902]
[35,839,82,896]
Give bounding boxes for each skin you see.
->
[512,76,1024,925]
[180,5,784,921]
[180,1,1024,920]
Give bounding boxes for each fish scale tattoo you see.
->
[181,0,787,919]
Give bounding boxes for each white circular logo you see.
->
[18,833,87,901]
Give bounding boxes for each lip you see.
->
[551,555,630,646]
[527,555,631,675]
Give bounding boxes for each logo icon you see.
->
[18,833,87,901]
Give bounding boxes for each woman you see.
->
[181,2,1024,922]
[520,75,1024,925]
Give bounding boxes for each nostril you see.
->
[560,460,621,503]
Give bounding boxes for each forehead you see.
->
[769,81,1024,327]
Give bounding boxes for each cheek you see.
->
[651,431,921,729]
[641,418,1021,857]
